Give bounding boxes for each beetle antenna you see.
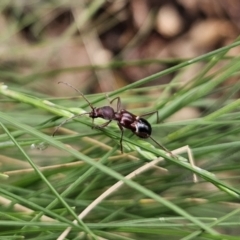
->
[58,81,94,110]
[149,136,174,157]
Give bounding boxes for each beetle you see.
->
[53,82,172,155]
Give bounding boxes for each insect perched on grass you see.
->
[53,82,172,155]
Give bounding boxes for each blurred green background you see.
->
[1,1,240,240]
